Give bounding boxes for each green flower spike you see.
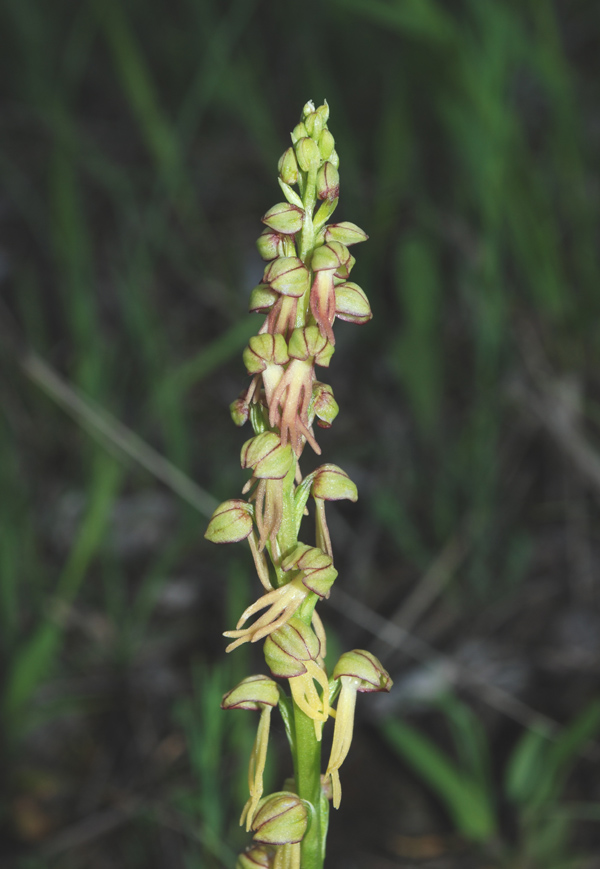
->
[326,651,393,809]
[222,675,280,831]
[208,101,372,869]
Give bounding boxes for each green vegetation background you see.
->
[1,1,600,867]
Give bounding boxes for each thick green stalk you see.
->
[293,705,324,869]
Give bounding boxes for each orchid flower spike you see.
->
[326,650,392,809]
[222,675,280,830]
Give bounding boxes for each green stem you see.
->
[293,704,324,869]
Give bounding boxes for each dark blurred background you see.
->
[1,1,600,867]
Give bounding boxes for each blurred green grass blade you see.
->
[381,717,497,841]
[177,0,259,147]
[542,700,600,803]
[3,454,121,731]
[505,725,553,806]
[155,318,257,404]
[330,0,456,43]
[436,694,492,794]
[50,120,105,393]
[95,0,181,190]
[392,233,442,437]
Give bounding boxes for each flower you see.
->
[223,577,309,652]
[222,675,280,830]
[326,650,392,808]
[264,617,330,739]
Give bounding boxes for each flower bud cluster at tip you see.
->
[241,100,371,461]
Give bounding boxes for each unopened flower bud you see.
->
[290,121,308,144]
[282,543,337,598]
[311,241,351,274]
[249,284,278,314]
[328,149,339,169]
[316,101,330,125]
[304,110,324,140]
[301,100,316,119]
[241,432,295,480]
[324,221,368,246]
[277,147,299,185]
[264,257,310,298]
[264,617,321,678]
[333,649,393,692]
[317,162,339,202]
[252,792,308,845]
[262,202,304,235]
[221,674,279,711]
[288,325,334,367]
[295,137,321,173]
[312,464,358,502]
[243,334,289,374]
[205,499,253,544]
[334,282,372,324]
[256,229,283,261]
[312,382,339,428]
[236,844,275,869]
[318,129,335,161]
[230,395,250,426]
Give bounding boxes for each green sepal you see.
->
[318,129,335,161]
[262,202,304,235]
[205,499,254,544]
[291,121,308,144]
[249,283,278,314]
[311,464,358,502]
[295,136,321,173]
[278,147,299,185]
[278,177,304,209]
[324,221,368,246]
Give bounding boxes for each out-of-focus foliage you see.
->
[1,0,599,866]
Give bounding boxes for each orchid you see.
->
[205,100,391,869]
